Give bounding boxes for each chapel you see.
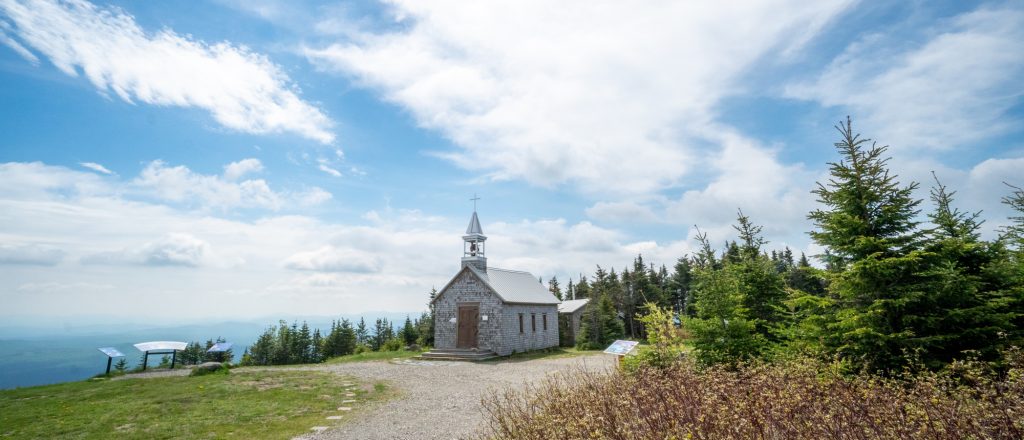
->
[422,208,560,360]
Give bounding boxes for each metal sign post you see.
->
[133,341,188,371]
[97,347,126,375]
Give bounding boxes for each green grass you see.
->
[485,347,602,363]
[0,369,391,439]
[323,349,423,364]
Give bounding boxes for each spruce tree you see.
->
[548,276,562,301]
[807,117,929,373]
[730,210,787,343]
[356,318,369,346]
[669,257,694,316]
[915,175,1016,367]
[401,316,418,346]
[686,230,765,366]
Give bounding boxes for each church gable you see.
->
[433,265,500,305]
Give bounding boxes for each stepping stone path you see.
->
[337,406,352,411]
[345,392,356,397]
[310,426,329,433]
[326,415,343,420]
[342,399,357,403]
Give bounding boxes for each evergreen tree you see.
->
[113,357,128,373]
[548,276,563,301]
[415,311,434,347]
[1001,183,1024,247]
[913,175,1018,366]
[356,318,369,345]
[576,292,624,349]
[669,257,694,316]
[311,329,323,363]
[401,315,418,346]
[686,230,766,366]
[807,117,929,373]
[575,276,591,299]
[731,210,787,343]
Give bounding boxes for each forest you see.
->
[558,118,1023,374]
[479,118,1024,439]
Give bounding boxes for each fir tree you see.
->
[807,117,929,373]
[401,315,418,346]
[669,257,694,316]
[548,276,563,301]
[686,230,766,366]
[356,318,369,345]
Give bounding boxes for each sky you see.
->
[1,0,1022,325]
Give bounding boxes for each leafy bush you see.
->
[189,364,230,377]
[354,344,372,354]
[479,348,1024,439]
[381,338,404,352]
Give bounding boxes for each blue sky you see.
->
[1,0,1022,324]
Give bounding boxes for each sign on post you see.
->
[603,340,639,356]
[603,340,639,368]
[97,347,125,375]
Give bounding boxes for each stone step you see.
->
[418,349,498,361]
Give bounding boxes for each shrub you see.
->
[381,338,404,352]
[354,344,372,354]
[479,349,1024,439]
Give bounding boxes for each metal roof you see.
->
[467,266,560,304]
[466,211,483,235]
[558,298,590,313]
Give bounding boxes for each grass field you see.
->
[0,369,390,439]
[323,349,423,364]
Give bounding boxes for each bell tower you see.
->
[462,195,487,271]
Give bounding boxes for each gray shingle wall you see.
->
[434,269,504,353]
[499,304,559,355]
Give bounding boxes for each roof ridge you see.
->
[487,267,531,274]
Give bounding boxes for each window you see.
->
[518,313,524,334]
[531,313,536,332]
[543,313,548,331]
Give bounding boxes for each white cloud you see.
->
[133,160,285,210]
[223,158,263,181]
[0,243,65,265]
[318,162,342,177]
[0,0,335,143]
[305,0,852,194]
[787,4,1024,151]
[79,161,113,175]
[83,233,214,267]
[0,18,37,63]
[296,187,333,206]
[283,246,383,273]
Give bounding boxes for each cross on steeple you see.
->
[470,193,480,211]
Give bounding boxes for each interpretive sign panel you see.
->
[133,341,188,352]
[603,340,639,356]
[97,347,125,358]
[207,342,233,352]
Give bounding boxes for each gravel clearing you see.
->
[297,354,615,440]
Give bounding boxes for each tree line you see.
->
[239,314,434,366]
[552,118,1023,374]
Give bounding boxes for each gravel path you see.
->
[296,354,615,440]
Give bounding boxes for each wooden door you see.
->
[456,304,479,348]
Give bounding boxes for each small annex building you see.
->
[424,209,560,359]
[557,298,590,346]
